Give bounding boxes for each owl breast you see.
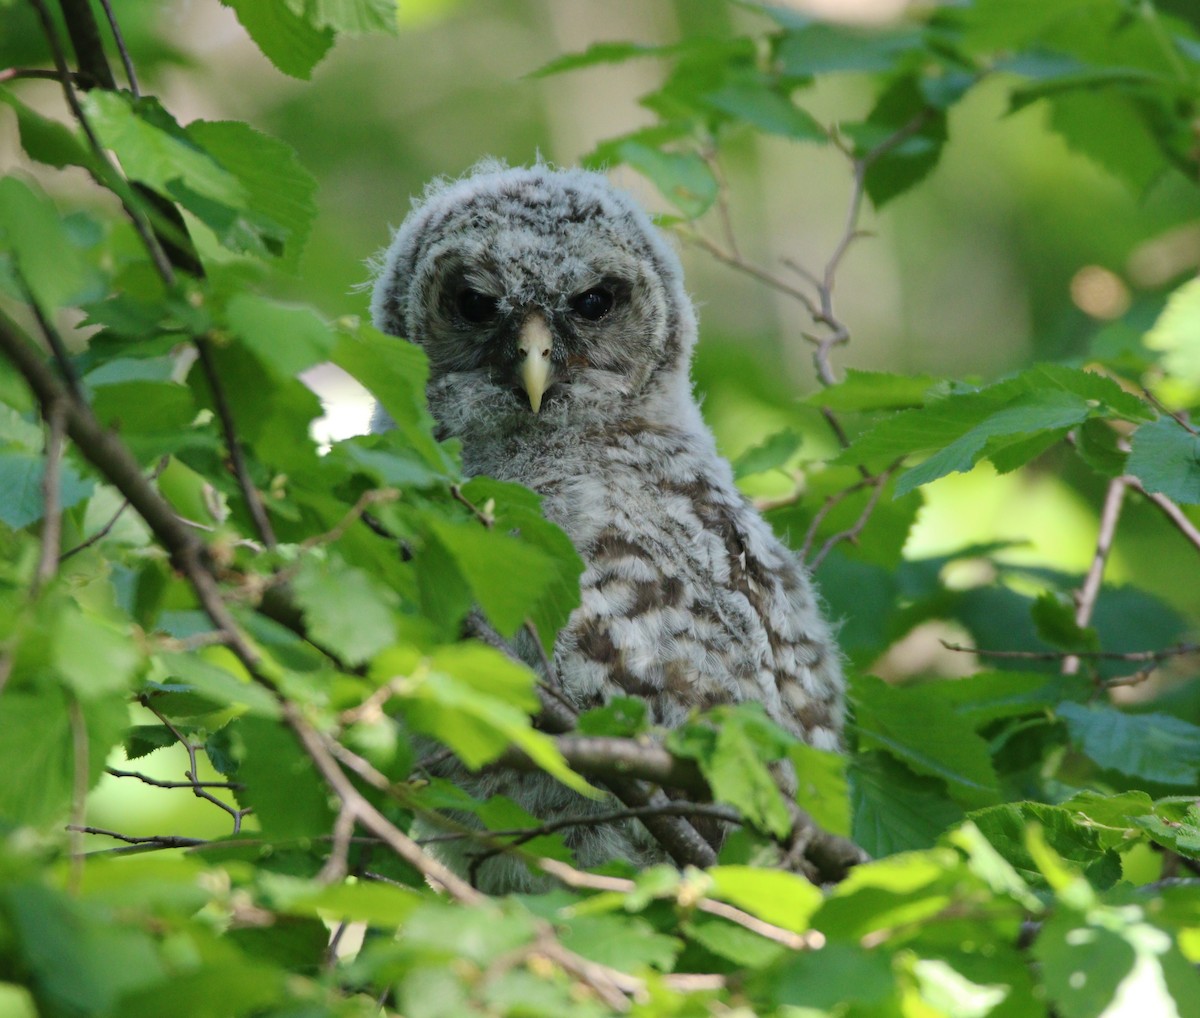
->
[461,416,844,752]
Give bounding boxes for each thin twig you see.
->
[67,696,88,893]
[105,766,242,791]
[450,483,495,527]
[67,825,207,849]
[1064,476,1127,676]
[34,400,68,593]
[96,0,139,96]
[940,641,1200,663]
[317,805,358,884]
[804,461,900,569]
[1127,476,1200,554]
[194,338,277,549]
[538,858,824,951]
[60,456,169,561]
[300,489,397,551]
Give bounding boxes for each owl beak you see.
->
[516,314,553,414]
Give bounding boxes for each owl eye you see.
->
[457,288,500,324]
[569,288,614,321]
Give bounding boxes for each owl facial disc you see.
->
[516,314,553,413]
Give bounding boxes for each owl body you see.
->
[372,162,842,890]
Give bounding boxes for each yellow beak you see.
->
[516,314,553,414]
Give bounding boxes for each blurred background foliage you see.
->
[2,0,1198,840]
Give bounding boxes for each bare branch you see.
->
[940,640,1200,663]
[1064,477,1127,677]
[538,858,825,951]
[67,825,207,849]
[1127,476,1200,554]
[105,766,242,791]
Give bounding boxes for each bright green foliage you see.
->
[1,1,1199,1017]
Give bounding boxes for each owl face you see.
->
[371,164,697,432]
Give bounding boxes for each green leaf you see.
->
[1045,90,1167,192]
[851,674,999,806]
[184,121,317,269]
[970,802,1122,889]
[1144,276,1200,387]
[754,940,897,1010]
[530,40,681,78]
[424,518,557,638]
[810,369,941,412]
[1030,591,1096,652]
[670,706,792,837]
[788,742,850,837]
[292,551,398,666]
[230,715,336,838]
[83,92,244,210]
[307,0,398,35]
[0,688,127,827]
[1132,801,1200,860]
[461,476,584,653]
[600,140,718,219]
[53,604,142,699]
[708,865,822,932]
[576,696,648,737]
[0,176,105,311]
[4,883,166,1016]
[1058,702,1200,786]
[0,92,93,172]
[225,296,336,379]
[331,322,453,475]
[732,428,803,478]
[220,0,335,79]
[1127,416,1200,504]
[157,650,281,718]
[558,915,680,972]
[701,78,825,142]
[816,848,960,940]
[849,752,965,857]
[124,724,178,761]
[0,449,94,530]
[774,19,928,76]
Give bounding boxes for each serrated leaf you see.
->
[157,651,280,718]
[1058,702,1200,786]
[1127,416,1200,504]
[576,696,648,737]
[849,752,965,857]
[220,0,335,79]
[1046,90,1167,192]
[0,688,128,827]
[810,369,941,412]
[0,176,105,311]
[230,715,335,838]
[970,801,1122,889]
[851,675,999,806]
[184,120,317,269]
[1145,276,1200,387]
[225,294,335,379]
[788,741,850,836]
[292,552,398,666]
[331,323,453,474]
[733,428,803,478]
[0,449,95,530]
[1031,591,1097,652]
[701,78,825,141]
[0,92,94,172]
[601,140,717,219]
[425,518,557,638]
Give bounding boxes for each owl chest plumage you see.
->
[458,416,843,751]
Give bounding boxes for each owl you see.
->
[370,161,844,891]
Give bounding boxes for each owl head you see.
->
[370,161,698,434]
